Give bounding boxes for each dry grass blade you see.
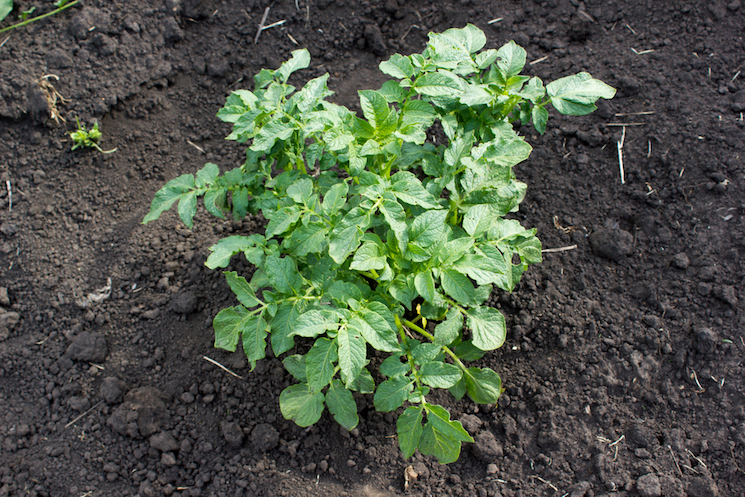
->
[38,74,67,124]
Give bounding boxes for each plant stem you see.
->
[0,0,79,34]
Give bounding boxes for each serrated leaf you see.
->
[414,270,436,303]
[142,174,195,224]
[464,367,502,404]
[213,306,248,352]
[326,379,359,430]
[348,302,400,352]
[350,242,387,271]
[497,40,527,79]
[279,383,324,427]
[465,306,506,351]
[373,376,413,412]
[441,269,477,306]
[329,207,372,264]
[463,204,496,238]
[434,308,463,346]
[276,48,311,83]
[397,405,424,459]
[283,354,307,382]
[391,171,442,209]
[379,53,415,79]
[195,162,220,187]
[380,355,409,378]
[291,309,340,338]
[546,72,616,115]
[177,190,198,228]
[224,271,262,308]
[265,255,303,295]
[420,362,462,389]
[337,325,366,387]
[306,337,338,392]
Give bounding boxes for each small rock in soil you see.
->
[251,423,279,452]
[716,285,738,307]
[637,474,662,497]
[589,226,634,261]
[150,431,179,452]
[221,421,244,448]
[471,430,503,461]
[364,23,387,56]
[66,331,108,363]
[459,414,482,434]
[687,476,719,497]
[0,309,20,341]
[45,48,74,69]
[0,286,9,306]
[567,481,592,497]
[107,386,168,438]
[694,327,718,355]
[170,290,198,314]
[671,252,690,269]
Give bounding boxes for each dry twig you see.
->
[203,356,243,379]
[254,7,270,44]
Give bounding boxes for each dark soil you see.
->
[1,1,744,496]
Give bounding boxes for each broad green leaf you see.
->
[388,274,417,310]
[373,376,413,412]
[206,235,265,269]
[359,139,382,156]
[294,73,331,113]
[177,190,198,228]
[286,178,314,204]
[466,306,506,351]
[379,79,407,104]
[328,281,365,306]
[408,210,448,248]
[250,119,296,152]
[306,337,338,392]
[203,187,227,220]
[460,84,493,106]
[348,302,400,352]
[346,367,375,394]
[322,182,348,216]
[441,23,486,54]
[329,207,372,264]
[195,162,220,187]
[285,222,328,257]
[433,308,463,346]
[532,105,549,134]
[496,40,527,79]
[452,253,507,286]
[463,204,496,238]
[379,53,415,79]
[436,237,475,266]
[397,405,424,459]
[279,383,324,427]
[337,325,366,387]
[546,72,616,115]
[380,355,409,378]
[0,0,13,23]
[420,362,462,389]
[358,89,391,131]
[224,271,262,308]
[401,100,437,129]
[441,269,477,306]
[276,48,311,83]
[391,171,442,209]
[419,403,473,464]
[232,187,249,221]
[414,270,436,303]
[454,340,487,362]
[326,379,359,430]
[412,343,440,366]
[213,305,248,352]
[265,255,303,295]
[217,105,248,124]
[283,354,307,382]
[474,49,499,69]
[271,300,306,355]
[350,242,386,271]
[291,309,340,338]
[142,174,195,224]
[413,71,464,97]
[241,313,268,370]
[380,194,408,251]
[464,367,502,404]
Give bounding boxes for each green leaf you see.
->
[283,354,307,382]
[496,40,527,79]
[460,84,493,106]
[414,270,436,303]
[346,367,375,394]
[325,379,359,431]
[285,222,328,257]
[373,376,413,412]
[419,403,474,464]
[337,325,366,387]
[224,271,262,308]
[348,302,400,353]
[408,210,448,249]
[391,171,442,209]
[329,207,372,264]
[195,162,220,187]
[440,23,486,54]
[433,308,463,346]
[213,306,247,352]
[306,337,338,392]
[380,355,409,378]
[271,300,306,355]
[358,89,391,131]
[474,49,499,70]
[350,242,387,271]
[142,174,195,224]
[280,383,324,427]
[203,187,227,220]
[232,187,249,221]
[380,194,408,251]
[452,253,507,286]
[177,190,198,228]
[397,405,424,459]
[441,269,477,306]
[413,71,464,97]
[294,74,331,113]
[276,48,311,83]
[412,343,441,365]
[206,235,265,269]
[291,309,340,338]
[0,0,13,22]
[464,367,502,404]
[379,53,415,79]
[250,119,297,152]
[265,255,303,295]
[286,177,314,204]
[389,274,417,310]
[420,362,462,389]
[465,306,506,351]
[321,181,348,216]
[241,313,268,370]
[328,281,365,306]
[546,72,617,115]
[454,340,486,362]
[463,204,496,238]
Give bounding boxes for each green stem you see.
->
[403,319,468,373]
[0,0,79,34]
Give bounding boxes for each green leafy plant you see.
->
[70,117,116,154]
[143,24,614,463]
[0,0,78,34]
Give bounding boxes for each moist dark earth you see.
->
[1,0,744,496]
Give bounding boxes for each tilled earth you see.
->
[1,1,744,496]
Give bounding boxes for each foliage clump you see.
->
[144,25,614,463]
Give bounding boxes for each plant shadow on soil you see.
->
[0,1,744,496]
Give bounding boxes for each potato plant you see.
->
[143,25,614,463]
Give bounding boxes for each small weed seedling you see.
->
[0,0,78,34]
[144,25,614,463]
[70,117,116,154]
